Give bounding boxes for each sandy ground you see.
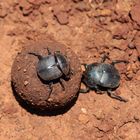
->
[0,0,140,139]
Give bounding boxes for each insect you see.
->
[29,48,70,99]
[80,55,128,102]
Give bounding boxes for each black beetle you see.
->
[80,55,128,102]
[29,48,70,99]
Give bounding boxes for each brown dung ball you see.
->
[11,40,82,111]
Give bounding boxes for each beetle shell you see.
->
[55,53,70,76]
[83,63,120,89]
[37,54,70,81]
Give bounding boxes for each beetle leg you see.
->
[64,67,73,80]
[28,52,43,60]
[100,54,109,63]
[69,68,73,76]
[79,86,90,93]
[111,60,129,66]
[55,50,61,54]
[46,48,51,55]
[64,73,70,80]
[47,82,53,100]
[59,79,65,91]
[107,89,128,102]
[96,89,105,94]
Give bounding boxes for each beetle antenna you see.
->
[28,52,43,60]
[111,60,129,66]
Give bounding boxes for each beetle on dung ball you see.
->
[29,48,71,99]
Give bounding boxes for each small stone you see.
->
[28,0,51,5]
[27,0,42,5]
[42,21,48,27]
[126,71,134,80]
[75,2,91,12]
[19,0,33,16]
[95,9,112,17]
[78,114,89,124]
[81,108,87,114]
[133,34,140,58]
[24,81,29,86]
[2,104,18,115]
[17,67,21,71]
[54,11,69,25]
[47,98,53,102]
[134,115,140,122]
[0,3,8,18]
[97,121,114,132]
[128,42,135,49]
[130,2,140,26]
[134,111,140,121]
[72,0,83,3]
[93,110,105,120]
[23,69,27,72]
[113,25,129,40]
[136,46,140,58]
[130,49,138,63]
[135,70,140,81]
[100,9,112,16]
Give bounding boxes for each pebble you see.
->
[78,114,89,124]
[2,104,18,115]
[0,2,8,18]
[75,2,90,12]
[134,34,140,58]
[24,81,29,86]
[130,2,140,26]
[54,11,69,25]
[72,0,83,3]
[19,0,33,16]
[135,70,140,81]
[23,69,27,72]
[81,108,87,114]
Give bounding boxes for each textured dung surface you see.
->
[11,40,82,110]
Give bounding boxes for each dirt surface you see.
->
[0,0,140,139]
[11,40,82,111]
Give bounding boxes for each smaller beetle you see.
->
[29,48,71,99]
[80,55,128,102]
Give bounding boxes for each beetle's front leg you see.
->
[28,52,43,60]
[111,60,129,66]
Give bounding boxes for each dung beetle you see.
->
[29,48,70,99]
[80,55,128,102]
